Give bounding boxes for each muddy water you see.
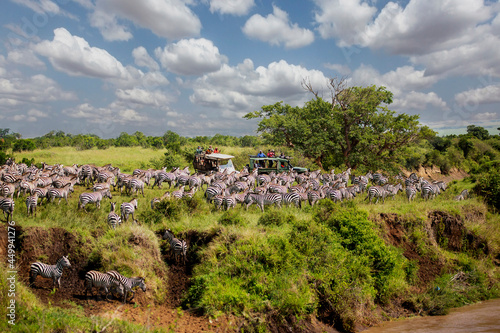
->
[365,298,500,333]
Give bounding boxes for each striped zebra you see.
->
[52,175,79,189]
[151,192,171,209]
[126,177,145,197]
[47,183,74,205]
[26,193,39,217]
[29,255,71,289]
[188,175,202,192]
[244,193,282,212]
[36,176,53,188]
[107,202,122,229]
[326,188,343,203]
[0,197,15,222]
[106,270,147,303]
[281,192,302,208]
[78,189,112,210]
[163,229,188,264]
[0,180,21,199]
[204,184,223,203]
[171,186,185,199]
[454,189,469,201]
[383,183,403,199]
[365,186,389,204]
[34,186,52,206]
[18,179,37,198]
[406,185,418,202]
[212,194,225,211]
[79,165,95,187]
[152,171,177,189]
[222,193,237,210]
[84,270,124,301]
[421,183,440,200]
[120,198,138,222]
[307,189,324,207]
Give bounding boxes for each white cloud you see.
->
[33,28,132,80]
[314,0,492,55]
[455,84,500,106]
[11,0,61,15]
[242,5,314,49]
[7,49,45,69]
[155,38,227,76]
[132,47,159,71]
[472,112,498,121]
[0,74,76,104]
[392,91,448,111]
[62,102,148,124]
[91,0,201,41]
[190,59,329,116]
[27,108,49,118]
[313,0,377,46]
[115,88,171,107]
[208,0,255,16]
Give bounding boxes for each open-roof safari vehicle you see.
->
[193,153,236,174]
[249,155,308,175]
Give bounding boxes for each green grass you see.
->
[7,146,500,332]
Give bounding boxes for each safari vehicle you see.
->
[249,156,308,175]
[193,153,236,174]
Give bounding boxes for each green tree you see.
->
[245,79,421,170]
[467,125,489,140]
[458,137,474,158]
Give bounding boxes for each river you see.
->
[364,298,500,333]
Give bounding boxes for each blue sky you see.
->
[1,0,500,139]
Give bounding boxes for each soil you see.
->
[401,166,469,183]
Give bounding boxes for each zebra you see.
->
[107,202,122,229]
[307,189,324,207]
[205,184,223,203]
[163,229,188,264]
[384,183,403,199]
[188,174,202,192]
[79,164,95,186]
[29,255,71,289]
[281,192,302,208]
[151,192,171,209]
[26,193,39,217]
[421,183,440,200]
[365,186,389,204]
[222,193,237,210]
[244,193,282,212]
[47,183,74,204]
[120,198,138,222]
[106,270,146,303]
[0,197,15,222]
[406,185,418,202]
[171,186,185,199]
[326,188,343,203]
[84,270,124,301]
[152,171,177,189]
[33,186,52,206]
[78,189,112,210]
[18,179,37,197]
[454,189,469,201]
[126,177,145,197]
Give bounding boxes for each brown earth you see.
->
[401,166,469,183]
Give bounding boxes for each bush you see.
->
[473,170,500,211]
[258,210,296,227]
[218,210,246,226]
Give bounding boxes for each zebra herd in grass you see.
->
[1,159,473,221]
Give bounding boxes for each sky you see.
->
[1,0,500,139]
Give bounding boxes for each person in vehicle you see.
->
[257,150,266,167]
[267,149,275,167]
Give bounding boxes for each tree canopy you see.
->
[244,80,422,170]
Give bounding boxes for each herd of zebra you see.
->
[194,167,470,212]
[1,159,470,302]
[28,254,146,303]
[0,159,471,223]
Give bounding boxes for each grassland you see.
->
[2,147,500,332]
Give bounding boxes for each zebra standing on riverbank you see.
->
[106,270,146,303]
[120,198,138,222]
[29,255,71,289]
[163,229,188,264]
[84,270,124,301]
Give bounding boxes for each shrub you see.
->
[473,170,500,211]
[218,210,246,226]
[258,210,296,227]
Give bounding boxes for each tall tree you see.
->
[245,78,421,170]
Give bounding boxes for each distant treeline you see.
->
[0,129,264,152]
